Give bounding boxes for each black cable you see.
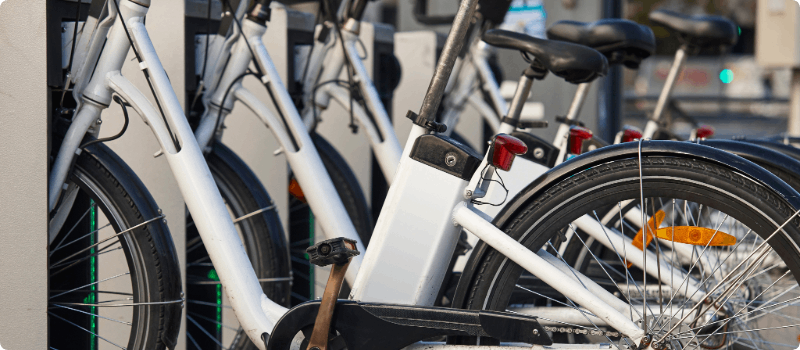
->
[220,0,264,76]
[111,0,180,150]
[355,37,368,60]
[214,71,258,136]
[80,96,130,149]
[309,79,352,129]
[470,163,509,207]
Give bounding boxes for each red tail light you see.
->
[621,125,643,143]
[568,126,593,155]
[490,134,528,171]
[695,125,715,139]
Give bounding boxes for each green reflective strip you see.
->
[216,283,222,335]
[209,269,222,336]
[89,200,98,350]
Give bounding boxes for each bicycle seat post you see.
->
[499,65,546,134]
[554,82,592,148]
[645,44,688,138]
[410,0,481,131]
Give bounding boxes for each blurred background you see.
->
[291,0,793,141]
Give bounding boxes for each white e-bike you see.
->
[46,0,800,349]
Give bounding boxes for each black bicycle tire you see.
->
[50,143,182,350]
[456,155,800,344]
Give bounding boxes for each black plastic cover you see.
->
[410,134,483,181]
[510,131,558,168]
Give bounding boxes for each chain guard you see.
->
[266,300,552,350]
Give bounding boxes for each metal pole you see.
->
[414,0,480,125]
[789,68,800,136]
[597,0,623,142]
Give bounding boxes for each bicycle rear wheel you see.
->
[458,155,800,348]
[48,143,182,350]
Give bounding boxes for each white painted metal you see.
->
[648,47,687,136]
[452,203,645,342]
[538,248,632,313]
[195,18,367,283]
[303,22,403,184]
[350,134,468,305]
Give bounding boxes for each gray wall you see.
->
[0,0,49,348]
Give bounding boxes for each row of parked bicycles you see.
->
[47,0,800,349]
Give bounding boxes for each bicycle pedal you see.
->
[306,237,359,267]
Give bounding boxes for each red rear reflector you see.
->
[568,126,593,155]
[695,125,715,139]
[621,126,643,143]
[490,134,528,171]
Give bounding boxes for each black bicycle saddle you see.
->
[649,9,738,48]
[546,19,655,69]
[482,29,608,84]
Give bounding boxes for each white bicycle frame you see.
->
[299,8,402,184]
[192,3,368,284]
[45,1,689,348]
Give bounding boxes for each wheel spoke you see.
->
[50,215,164,268]
[50,207,92,256]
[186,315,229,350]
[49,272,130,300]
[187,311,239,331]
[50,303,132,325]
[49,312,127,349]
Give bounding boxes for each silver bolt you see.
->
[445,153,457,167]
[532,329,538,335]
[533,147,544,159]
[465,190,473,198]
[96,119,102,125]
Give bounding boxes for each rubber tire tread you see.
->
[73,143,182,350]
